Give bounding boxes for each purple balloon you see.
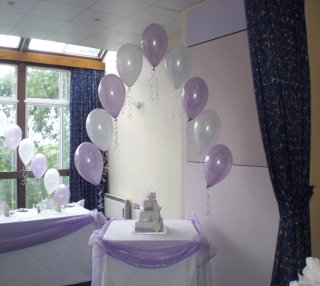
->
[204,144,233,188]
[182,77,209,121]
[31,153,48,180]
[74,142,103,185]
[98,74,126,119]
[54,184,70,205]
[4,124,22,150]
[141,23,168,68]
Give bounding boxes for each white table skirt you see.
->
[0,206,98,286]
[99,220,209,286]
[101,248,199,286]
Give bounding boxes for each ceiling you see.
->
[0,0,205,52]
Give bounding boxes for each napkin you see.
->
[290,257,320,285]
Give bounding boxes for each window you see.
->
[0,35,21,49]
[28,39,103,59]
[0,63,70,208]
[0,34,104,59]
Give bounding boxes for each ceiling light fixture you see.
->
[7,1,15,6]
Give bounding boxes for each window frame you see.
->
[0,50,104,208]
[0,61,70,208]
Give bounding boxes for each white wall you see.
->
[184,164,279,285]
[182,0,279,285]
[105,50,183,220]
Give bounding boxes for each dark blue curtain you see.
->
[245,1,313,285]
[69,68,107,211]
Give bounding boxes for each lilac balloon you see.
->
[204,144,233,188]
[31,153,48,180]
[54,184,70,205]
[141,23,168,68]
[74,142,103,185]
[98,74,126,119]
[4,124,22,150]
[182,77,209,121]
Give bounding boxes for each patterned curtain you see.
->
[245,1,313,285]
[69,68,107,211]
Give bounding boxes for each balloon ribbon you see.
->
[97,186,104,212]
[21,166,30,186]
[149,68,159,101]
[114,118,119,148]
[102,151,109,183]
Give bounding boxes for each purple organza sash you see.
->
[0,209,106,253]
[89,215,216,286]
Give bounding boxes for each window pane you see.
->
[0,105,16,171]
[28,39,65,53]
[62,176,69,188]
[27,105,61,168]
[27,67,70,100]
[26,178,47,208]
[65,44,101,58]
[0,138,15,172]
[0,64,17,98]
[0,104,16,127]
[0,179,17,209]
[62,106,70,169]
[0,34,21,49]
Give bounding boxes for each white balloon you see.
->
[18,138,35,165]
[116,43,143,87]
[44,168,60,195]
[86,108,113,151]
[0,111,7,137]
[193,110,222,154]
[165,44,191,89]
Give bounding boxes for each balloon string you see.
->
[36,179,42,203]
[171,93,181,118]
[206,188,212,217]
[114,118,119,148]
[149,69,155,101]
[102,151,109,183]
[21,166,30,186]
[153,69,159,101]
[197,160,205,190]
[186,121,193,143]
[201,156,206,191]
[97,186,104,212]
[127,88,133,119]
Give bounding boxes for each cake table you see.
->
[89,218,215,286]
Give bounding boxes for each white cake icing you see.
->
[135,192,163,232]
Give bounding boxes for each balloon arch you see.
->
[75,22,233,189]
[1,23,233,207]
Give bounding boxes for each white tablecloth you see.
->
[0,206,98,286]
[100,220,209,286]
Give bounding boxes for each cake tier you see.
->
[135,221,163,232]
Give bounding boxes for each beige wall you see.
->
[105,48,183,220]
[181,1,278,285]
[186,31,266,166]
[183,31,278,285]
[307,0,320,258]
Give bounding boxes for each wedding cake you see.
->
[135,192,164,232]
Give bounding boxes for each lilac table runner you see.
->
[0,209,106,253]
[89,215,216,286]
